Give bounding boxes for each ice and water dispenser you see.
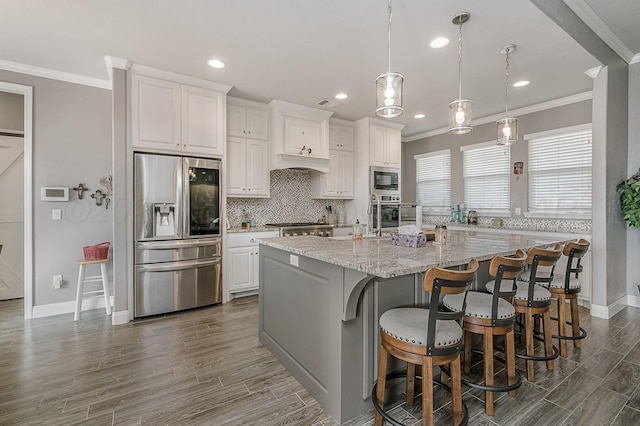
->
[154,203,176,237]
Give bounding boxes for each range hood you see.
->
[269,99,333,174]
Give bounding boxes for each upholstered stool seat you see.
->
[549,274,582,290]
[374,259,478,426]
[444,250,526,416]
[486,281,552,302]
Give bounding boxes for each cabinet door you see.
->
[227,104,246,138]
[131,74,181,151]
[324,150,340,196]
[338,150,354,198]
[246,107,269,140]
[385,127,402,168]
[246,140,270,197]
[227,136,247,196]
[181,85,224,156]
[370,125,387,166]
[329,124,354,151]
[228,247,254,292]
[283,116,321,155]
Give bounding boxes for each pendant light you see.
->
[375,0,404,118]
[496,44,518,146]
[448,12,472,134]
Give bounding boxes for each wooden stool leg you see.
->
[422,356,434,426]
[406,362,415,406]
[543,310,555,370]
[557,294,568,357]
[450,355,463,426]
[74,264,85,321]
[464,330,472,375]
[570,297,581,348]
[525,310,535,381]
[374,343,388,426]
[100,262,111,315]
[506,328,517,397]
[484,327,495,416]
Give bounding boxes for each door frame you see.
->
[0,81,33,318]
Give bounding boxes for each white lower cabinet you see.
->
[226,231,279,297]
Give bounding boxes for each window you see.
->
[526,124,592,217]
[415,149,451,213]
[462,141,511,215]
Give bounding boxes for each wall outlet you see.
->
[53,274,63,289]
[515,207,521,216]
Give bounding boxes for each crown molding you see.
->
[0,59,110,90]
[129,63,232,94]
[584,66,602,79]
[563,0,634,64]
[631,53,640,65]
[403,91,593,142]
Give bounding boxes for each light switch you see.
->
[52,209,62,220]
[515,207,521,216]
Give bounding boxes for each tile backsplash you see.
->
[423,214,592,234]
[226,169,346,227]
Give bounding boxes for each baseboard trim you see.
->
[31,296,113,319]
[627,295,640,308]
[112,309,130,325]
[590,295,628,319]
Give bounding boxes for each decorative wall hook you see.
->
[91,189,106,206]
[73,183,88,199]
[99,175,113,194]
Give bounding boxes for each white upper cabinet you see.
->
[269,99,334,173]
[312,119,355,199]
[227,99,269,140]
[131,72,229,157]
[370,124,401,168]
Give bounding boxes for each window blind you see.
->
[462,143,510,213]
[528,129,592,214]
[415,149,451,212]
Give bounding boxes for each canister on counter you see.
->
[434,225,447,245]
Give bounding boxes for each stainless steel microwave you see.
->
[370,166,401,198]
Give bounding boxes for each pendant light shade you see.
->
[448,12,472,134]
[375,0,404,118]
[496,44,518,146]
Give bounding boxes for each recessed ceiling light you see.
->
[513,80,530,87]
[429,37,450,49]
[207,59,226,69]
[335,93,348,100]
[414,114,426,119]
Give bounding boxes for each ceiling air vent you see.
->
[315,99,341,109]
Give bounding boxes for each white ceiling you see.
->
[0,1,635,138]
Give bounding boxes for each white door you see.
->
[0,135,24,300]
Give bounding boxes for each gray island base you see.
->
[258,230,572,423]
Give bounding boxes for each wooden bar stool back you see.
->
[549,239,590,357]
[444,250,526,416]
[373,259,478,426]
[74,258,111,321]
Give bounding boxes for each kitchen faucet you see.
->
[369,193,382,236]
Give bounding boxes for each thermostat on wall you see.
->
[41,187,69,202]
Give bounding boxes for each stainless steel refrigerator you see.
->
[134,153,222,317]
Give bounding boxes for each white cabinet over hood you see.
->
[269,99,334,173]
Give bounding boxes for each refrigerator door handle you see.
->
[136,257,221,273]
[137,238,221,250]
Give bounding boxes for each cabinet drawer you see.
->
[227,231,279,248]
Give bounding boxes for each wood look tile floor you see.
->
[1,297,640,425]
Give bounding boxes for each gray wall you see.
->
[0,91,24,131]
[0,69,112,307]
[627,63,640,296]
[402,100,593,215]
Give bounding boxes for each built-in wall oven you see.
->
[134,153,222,317]
[370,166,401,202]
[372,203,417,230]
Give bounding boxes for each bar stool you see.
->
[486,245,561,381]
[548,239,590,357]
[443,250,526,416]
[373,259,478,426]
[74,258,111,321]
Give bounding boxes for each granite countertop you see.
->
[257,229,574,279]
[227,226,277,233]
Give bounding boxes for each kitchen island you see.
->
[258,229,573,423]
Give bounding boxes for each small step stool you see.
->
[74,258,111,321]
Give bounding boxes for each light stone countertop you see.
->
[227,226,277,233]
[257,229,574,279]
